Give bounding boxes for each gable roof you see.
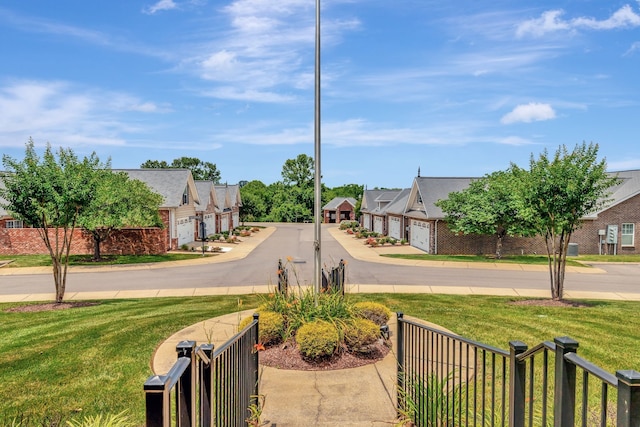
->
[322,197,357,210]
[410,177,475,219]
[585,170,640,218]
[114,169,200,208]
[385,188,411,215]
[194,180,218,212]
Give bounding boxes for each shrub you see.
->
[180,244,189,251]
[296,320,339,359]
[343,318,380,353]
[66,411,135,427]
[238,311,285,345]
[353,301,392,326]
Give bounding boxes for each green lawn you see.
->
[0,253,216,268]
[1,294,639,425]
[380,253,640,266]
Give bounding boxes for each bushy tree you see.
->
[436,171,535,258]
[78,172,164,261]
[239,180,270,222]
[281,154,314,187]
[141,156,221,182]
[512,142,619,300]
[1,140,108,302]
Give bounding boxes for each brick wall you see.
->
[0,227,167,256]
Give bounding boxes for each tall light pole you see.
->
[313,0,322,297]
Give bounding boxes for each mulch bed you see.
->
[4,302,100,313]
[259,338,391,371]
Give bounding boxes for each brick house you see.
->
[117,169,200,250]
[322,197,357,223]
[215,184,242,232]
[360,190,403,235]
[359,170,640,255]
[195,180,219,238]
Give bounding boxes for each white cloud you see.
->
[517,5,640,38]
[498,136,536,146]
[0,80,164,149]
[624,41,640,56]
[143,0,178,15]
[501,103,556,124]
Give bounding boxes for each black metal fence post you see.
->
[200,344,214,427]
[144,375,168,427]
[396,312,405,417]
[616,370,640,427]
[176,340,196,427]
[509,340,528,427]
[252,313,260,400]
[554,336,579,427]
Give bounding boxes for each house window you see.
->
[6,220,23,228]
[182,187,189,205]
[621,223,635,247]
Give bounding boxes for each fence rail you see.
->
[144,314,259,427]
[397,312,640,427]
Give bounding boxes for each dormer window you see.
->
[182,187,189,205]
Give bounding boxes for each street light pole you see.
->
[313,0,322,299]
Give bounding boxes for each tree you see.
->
[512,142,619,301]
[78,172,164,261]
[1,140,108,303]
[281,154,314,187]
[141,156,221,182]
[239,180,270,222]
[436,171,535,258]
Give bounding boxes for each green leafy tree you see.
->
[512,142,619,300]
[436,171,535,258]
[239,180,270,222]
[281,154,314,187]
[78,172,164,261]
[1,140,108,303]
[141,156,221,182]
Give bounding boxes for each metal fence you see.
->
[397,312,640,427]
[144,314,259,427]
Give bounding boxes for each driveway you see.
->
[0,223,638,300]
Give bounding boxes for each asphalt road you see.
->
[1,223,639,296]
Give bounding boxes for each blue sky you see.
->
[1,1,639,189]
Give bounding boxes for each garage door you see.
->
[363,214,371,230]
[221,214,230,232]
[373,216,384,235]
[177,217,194,246]
[203,213,216,237]
[389,217,401,240]
[232,212,239,229]
[410,220,430,253]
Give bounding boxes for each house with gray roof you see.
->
[360,189,403,235]
[322,197,357,223]
[116,169,200,249]
[195,180,220,238]
[215,184,242,232]
[361,170,640,255]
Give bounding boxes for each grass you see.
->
[0,253,216,268]
[379,253,625,267]
[1,294,639,425]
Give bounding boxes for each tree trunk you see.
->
[495,229,506,259]
[93,233,103,261]
[52,256,65,303]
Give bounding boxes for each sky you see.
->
[1,1,639,189]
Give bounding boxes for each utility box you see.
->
[567,243,579,257]
[606,225,618,244]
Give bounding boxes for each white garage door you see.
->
[363,214,371,230]
[232,212,239,229]
[221,214,230,232]
[203,213,216,237]
[389,217,401,240]
[373,216,384,235]
[410,220,430,253]
[177,217,194,246]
